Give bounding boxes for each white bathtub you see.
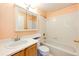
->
[42,40,78,56]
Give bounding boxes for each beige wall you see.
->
[0,3,37,39]
[47,4,79,18]
[0,4,15,39]
[38,15,46,42]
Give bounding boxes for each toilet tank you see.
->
[32,33,41,47]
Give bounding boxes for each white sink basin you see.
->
[7,40,28,47]
[4,38,34,48]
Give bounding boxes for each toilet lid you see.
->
[38,46,49,52]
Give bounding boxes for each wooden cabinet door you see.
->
[13,50,25,56]
[28,44,37,56]
[25,48,29,56]
[12,44,37,56]
[25,44,37,56]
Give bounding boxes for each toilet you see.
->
[33,35,49,56]
[38,45,49,56]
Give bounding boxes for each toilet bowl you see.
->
[36,39,49,56]
[38,46,49,56]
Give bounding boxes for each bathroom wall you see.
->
[46,4,79,47]
[0,4,15,39]
[0,4,37,39]
[74,11,79,40]
[46,4,78,18]
[37,15,47,42]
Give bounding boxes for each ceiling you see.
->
[36,3,75,12]
[16,3,75,13]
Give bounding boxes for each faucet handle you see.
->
[14,34,20,41]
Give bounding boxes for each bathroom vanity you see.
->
[13,43,37,56]
[0,37,38,56]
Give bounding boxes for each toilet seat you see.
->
[38,46,49,52]
[38,45,49,56]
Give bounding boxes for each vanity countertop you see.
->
[0,33,40,56]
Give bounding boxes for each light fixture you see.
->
[24,3,39,14]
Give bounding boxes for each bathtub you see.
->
[41,40,78,56]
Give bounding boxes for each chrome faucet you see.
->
[14,34,20,41]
